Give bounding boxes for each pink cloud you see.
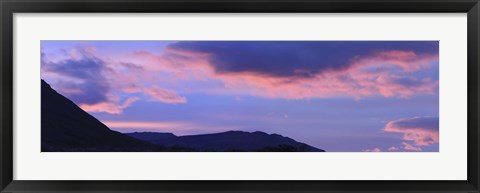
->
[387,146,399,151]
[144,85,187,104]
[129,49,214,80]
[102,61,190,105]
[101,120,239,135]
[121,84,143,93]
[43,46,192,115]
[103,120,191,130]
[211,66,437,100]
[99,45,439,102]
[43,44,439,115]
[140,48,439,100]
[351,50,438,72]
[383,116,439,146]
[79,97,139,114]
[402,142,422,151]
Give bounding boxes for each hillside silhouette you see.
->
[41,80,158,151]
[41,79,325,152]
[127,131,324,152]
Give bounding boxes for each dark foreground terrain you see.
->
[41,79,324,152]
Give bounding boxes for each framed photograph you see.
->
[1,0,479,192]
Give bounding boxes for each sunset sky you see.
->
[41,41,439,152]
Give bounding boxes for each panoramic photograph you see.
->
[41,41,439,152]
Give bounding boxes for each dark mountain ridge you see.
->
[42,79,325,152]
[41,80,158,151]
[126,131,325,152]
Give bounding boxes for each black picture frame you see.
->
[1,0,479,192]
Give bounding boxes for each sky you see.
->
[41,41,439,152]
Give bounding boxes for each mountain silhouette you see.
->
[41,79,325,152]
[41,80,158,151]
[126,131,325,152]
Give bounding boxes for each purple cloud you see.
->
[41,46,189,114]
[383,116,439,148]
[41,49,110,105]
[168,41,439,78]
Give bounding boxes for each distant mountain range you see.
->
[126,131,324,152]
[41,79,325,152]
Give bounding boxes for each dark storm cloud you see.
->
[168,41,439,77]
